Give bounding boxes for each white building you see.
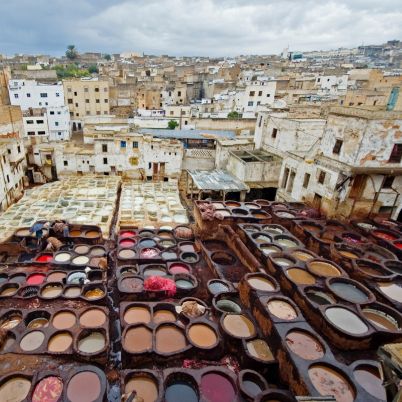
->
[238,79,276,117]
[8,79,71,141]
[315,75,348,95]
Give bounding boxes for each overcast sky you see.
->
[1,0,402,57]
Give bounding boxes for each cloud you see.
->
[0,0,401,56]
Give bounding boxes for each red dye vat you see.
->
[169,264,190,274]
[119,239,136,248]
[120,231,136,238]
[27,274,46,285]
[36,254,53,263]
[394,242,402,249]
[141,248,158,258]
[201,373,236,402]
[373,230,397,241]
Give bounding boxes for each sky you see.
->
[1,0,402,57]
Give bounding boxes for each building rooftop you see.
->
[139,129,236,140]
[187,169,249,192]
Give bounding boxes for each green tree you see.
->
[104,54,111,61]
[227,111,241,119]
[168,120,179,130]
[65,45,78,60]
[88,64,99,74]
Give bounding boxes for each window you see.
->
[258,91,262,96]
[14,94,18,99]
[102,144,108,152]
[96,111,100,115]
[96,99,100,103]
[178,91,181,96]
[247,101,253,106]
[249,91,255,96]
[40,93,48,98]
[36,120,44,124]
[6,175,9,183]
[120,141,126,148]
[68,99,73,104]
[257,101,261,106]
[95,87,99,92]
[85,99,90,103]
[84,88,89,92]
[17,146,21,153]
[104,87,108,92]
[317,78,321,82]
[104,99,108,103]
[318,170,326,184]
[55,122,59,126]
[67,88,72,93]
[303,173,311,188]
[148,162,152,169]
[383,176,395,189]
[57,111,61,115]
[266,94,271,97]
[272,128,278,138]
[133,141,138,149]
[56,93,60,97]
[282,167,290,188]
[64,161,68,166]
[86,111,90,115]
[74,92,77,96]
[50,111,55,115]
[26,120,34,124]
[27,131,35,136]
[103,157,108,164]
[333,139,343,155]
[258,116,263,127]
[38,131,46,135]
[389,144,402,163]
[27,93,31,97]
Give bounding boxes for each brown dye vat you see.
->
[52,311,76,329]
[286,268,316,285]
[85,230,100,238]
[80,309,107,327]
[84,288,105,300]
[308,365,355,402]
[0,377,31,402]
[247,276,276,291]
[325,307,368,335]
[378,282,402,303]
[246,339,275,361]
[78,331,106,354]
[125,375,159,402]
[339,250,359,259]
[362,308,399,331]
[28,317,49,329]
[353,367,386,401]
[155,325,187,353]
[48,332,73,352]
[67,371,101,402]
[291,250,315,262]
[285,330,324,360]
[267,300,297,320]
[47,272,67,282]
[0,314,22,329]
[124,306,151,324]
[69,230,82,237]
[188,324,217,348]
[124,326,152,353]
[41,285,63,298]
[222,314,256,338]
[308,261,341,277]
[153,309,176,324]
[20,330,45,351]
[0,286,18,296]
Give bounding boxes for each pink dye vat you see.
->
[141,248,159,258]
[169,264,190,274]
[27,274,46,285]
[120,239,136,248]
[36,254,53,263]
[120,231,136,238]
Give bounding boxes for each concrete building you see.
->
[63,78,110,130]
[239,79,276,117]
[0,67,11,105]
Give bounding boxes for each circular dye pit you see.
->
[89,247,105,257]
[275,211,295,219]
[285,330,324,360]
[0,377,31,402]
[48,332,73,352]
[0,336,14,353]
[201,373,235,402]
[140,239,157,248]
[384,261,402,275]
[161,251,178,260]
[188,324,217,348]
[216,299,242,313]
[36,254,53,263]
[26,274,46,285]
[41,285,63,299]
[373,230,397,241]
[338,250,359,259]
[286,268,316,285]
[84,288,105,300]
[118,249,136,259]
[124,326,152,353]
[181,252,198,263]
[160,240,176,248]
[175,278,194,289]
[254,234,272,244]
[354,367,386,401]
[169,263,190,275]
[155,325,187,353]
[267,299,297,320]
[208,281,229,295]
[308,365,355,402]
[64,287,81,298]
[80,309,107,327]
[222,314,256,338]
[247,276,276,291]
[0,286,18,297]
[276,237,298,248]
[143,267,166,277]
[67,272,86,285]
[308,261,341,277]
[85,230,100,239]
[329,281,370,303]
[47,272,67,282]
[120,277,143,292]
[261,245,282,255]
[362,308,399,331]
[32,376,63,402]
[141,248,159,258]
[272,257,294,267]
[67,371,101,402]
[306,290,336,306]
[74,245,90,254]
[153,310,176,324]
[120,239,136,248]
[54,252,71,263]
[0,314,22,329]
[246,339,274,361]
[378,283,402,303]
[124,307,151,324]
[9,274,25,284]
[125,375,158,402]
[165,381,198,402]
[72,255,90,266]
[20,330,45,351]
[325,307,368,335]
[121,230,136,238]
[69,230,82,237]
[78,331,106,354]
[27,317,49,329]
[52,311,76,329]
[356,262,389,277]
[291,250,315,262]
